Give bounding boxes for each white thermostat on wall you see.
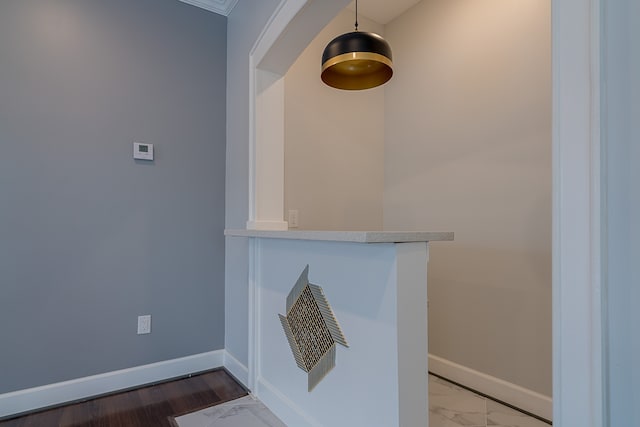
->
[133,142,154,160]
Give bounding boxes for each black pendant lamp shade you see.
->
[321,2,393,90]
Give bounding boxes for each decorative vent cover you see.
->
[279,265,348,391]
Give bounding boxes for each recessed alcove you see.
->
[265,0,553,416]
[242,0,604,424]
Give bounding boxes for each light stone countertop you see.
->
[224,229,454,243]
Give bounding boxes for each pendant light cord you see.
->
[354,0,359,31]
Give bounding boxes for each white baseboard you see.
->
[428,354,552,421]
[0,350,225,419]
[1,351,550,423]
[223,351,249,387]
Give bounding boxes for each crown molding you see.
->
[178,0,239,16]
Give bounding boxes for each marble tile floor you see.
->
[429,374,551,427]
[175,375,551,427]
[174,396,286,427]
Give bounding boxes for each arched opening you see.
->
[242,0,604,424]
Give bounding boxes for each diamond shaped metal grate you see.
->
[279,265,348,392]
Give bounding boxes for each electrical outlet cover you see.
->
[137,315,151,334]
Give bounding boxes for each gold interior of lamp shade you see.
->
[321,52,393,90]
[321,30,393,91]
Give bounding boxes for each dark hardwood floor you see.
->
[0,368,248,427]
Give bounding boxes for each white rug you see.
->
[174,396,287,427]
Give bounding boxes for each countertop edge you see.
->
[224,229,454,243]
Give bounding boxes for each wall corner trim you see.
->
[0,350,226,419]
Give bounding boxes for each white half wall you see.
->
[383,0,552,396]
[249,238,430,427]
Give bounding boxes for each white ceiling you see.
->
[346,0,422,25]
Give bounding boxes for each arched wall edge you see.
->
[246,0,350,231]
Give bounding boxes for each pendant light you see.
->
[321,0,393,90]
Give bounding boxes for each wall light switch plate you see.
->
[133,142,154,160]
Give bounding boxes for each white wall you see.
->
[225,0,351,374]
[383,0,552,396]
[225,0,281,368]
[284,9,385,230]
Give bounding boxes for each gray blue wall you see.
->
[0,0,227,393]
[604,0,640,424]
